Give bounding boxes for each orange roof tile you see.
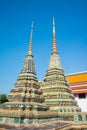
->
[67,72,87,83]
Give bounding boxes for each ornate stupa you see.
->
[0,22,57,124]
[0,19,87,129]
[42,18,84,121]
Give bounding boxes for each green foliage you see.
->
[0,94,8,104]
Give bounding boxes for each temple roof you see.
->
[67,71,87,83]
[66,72,87,94]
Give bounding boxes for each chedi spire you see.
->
[28,21,34,56]
[18,21,36,79]
[48,17,62,70]
[52,17,58,55]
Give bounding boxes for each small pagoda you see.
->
[0,22,57,124]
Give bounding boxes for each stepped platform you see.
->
[0,121,71,130]
[0,121,87,130]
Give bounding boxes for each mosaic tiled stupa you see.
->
[0,19,87,128]
[42,18,87,122]
[0,22,57,124]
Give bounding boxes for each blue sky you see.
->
[0,0,87,94]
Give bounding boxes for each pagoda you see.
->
[0,22,57,124]
[42,18,87,122]
[0,19,87,128]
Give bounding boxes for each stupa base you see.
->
[0,121,87,130]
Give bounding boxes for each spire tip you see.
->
[31,21,34,29]
[52,17,58,55]
[28,21,34,55]
[53,17,55,34]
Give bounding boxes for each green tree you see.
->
[0,94,8,104]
